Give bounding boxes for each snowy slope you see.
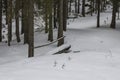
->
[0,51,120,80]
[1,9,120,80]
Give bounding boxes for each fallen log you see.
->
[53,45,71,55]
[46,44,71,55]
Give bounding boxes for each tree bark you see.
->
[110,1,117,29]
[28,0,34,57]
[48,0,53,42]
[7,0,12,46]
[45,0,48,33]
[78,0,80,14]
[82,0,85,17]
[97,0,100,28]
[22,0,29,44]
[63,0,68,31]
[15,0,20,42]
[57,0,64,46]
[0,0,2,42]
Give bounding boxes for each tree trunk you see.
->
[97,0,100,28]
[82,0,85,17]
[7,0,12,46]
[63,0,68,31]
[21,0,24,34]
[69,0,72,13]
[15,0,20,42]
[78,0,80,14]
[110,1,117,29]
[57,0,64,46]
[28,0,34,57]
[22,0,29,44]
[53,0,57,29]
[45,0,48,33]
[75,0,77,13]
[48,0,53,42]
[0,0,2,42]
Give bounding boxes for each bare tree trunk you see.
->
[28,0,34,57]
[0,0,2,42]
[97,0,100,28]
[75,0,77,13]
[7,0,12,46]
[63,0,68,31]
[15,0,20,42]
[110,1,117,29]
[22,0,29,44]
[78,0,80,14]
[48,0,53,42]
[5,0,8,25]
[82,0,85,17]
[21,0,24,34]
[69,0,72,13]
[45,0,48,33]
[58,0,64,46]
[53,0,57,29]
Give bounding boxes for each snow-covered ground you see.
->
[1,10,120,80]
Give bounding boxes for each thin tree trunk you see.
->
[58,0,64,46]
[45,0,48,33]
[7,0,12,46]
[69,0,72,13]
[75,0,77,13]
[5,0,8,25]
[82,0,85,17]
[21,0,24,34]
[0,0,2,42]
[90,0,93,16]
[97,0,100,28]
[28,0,34,57]
[48,0,53,42]
[53,0,57,29]
[63,0,68,31]
[22,0,29,44]
[78,0,80,14]
[110,1,117,29]
[15,0,20,42]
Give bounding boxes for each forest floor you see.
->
[1,12,120,80]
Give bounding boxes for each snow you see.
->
[68,12,112,29]
[1,51,120,80]
[1,6,120,80]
